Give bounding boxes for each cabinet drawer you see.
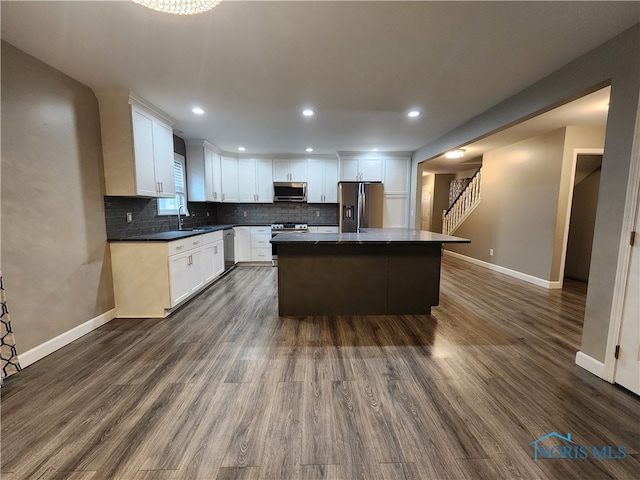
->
[251,247,272,261]
[251,234,271,248]
[202,230,223,245]
[250,226,271,235]
[168,236,203,255]
[317,226,339,233]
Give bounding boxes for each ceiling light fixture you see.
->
[407,110,421,118]
[305,147,314,152]
[132,0,222,15]
[192,107,205,115]
[302,109,315,117]
[371,148,379,152]
[445,149,465,159]
[238,146,246,152]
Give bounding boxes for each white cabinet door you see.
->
[273,159,307,181]
[273,160,290,182]
[383,194,409,228]
[235,227,251,262]
[308,159,338,203]
[340,158,360,181]
[211,152,222,202]
[169,250,191,306]
[360,158,383,182]
[256,159,274,203]
[189,248,204,293]
[238,158,257,202]
[213,240,225,277]
[152,120,176,198]
[307,159,324,203]
[383,157,410,194]
[289,159,307,182]
[131,106,158,197]
[323,159,339,203]
[221,156,239,202]
[202,242,216,283]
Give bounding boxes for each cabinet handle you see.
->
[193,240,200,245]
[213,192,217,200]
[160,182,163,193]
[222,193,225,201]
[214,245,218,254]
[175,245,184,250]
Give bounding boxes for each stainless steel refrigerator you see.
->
[339,182,384,232]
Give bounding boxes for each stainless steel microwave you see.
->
[273,182,307,202]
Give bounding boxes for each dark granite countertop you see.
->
[109,224,237,242]
[270,228,470,245]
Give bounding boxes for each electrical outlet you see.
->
[243,211,247,217]
[206,212,210,217]
[489,248,494,256]
[126,212,132,223]
[316,210,320,217]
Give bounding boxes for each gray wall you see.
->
[412,24,640,362]
[1,42,115,352]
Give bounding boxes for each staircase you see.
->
[442,168,482,235]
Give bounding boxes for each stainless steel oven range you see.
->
[271,223,308,266]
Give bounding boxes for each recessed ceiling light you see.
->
[371,148,379,152]
[445,149,465,159]
[302,109,315,117]
[238,146,246,152]
[305,147,314,152]
[192,107,205,115]
[408,110,421,118]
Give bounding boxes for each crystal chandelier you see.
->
[132,0,222,15]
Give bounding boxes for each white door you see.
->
[614,201,640,395]
[360,158,383,181]
[213,241,225,277]
[188,249,204,293]
[211,152,223,202]
[289,159,307,182]
[340,158,359,181]
[202,243,216,283]
[273,160,291,181]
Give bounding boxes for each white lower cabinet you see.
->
[110,230,225,318]
[234,226,272,263]
[307,226,339,233]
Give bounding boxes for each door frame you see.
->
[603,97,640,383]
[557,147,604,288]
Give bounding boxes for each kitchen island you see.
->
[271,228,470,316]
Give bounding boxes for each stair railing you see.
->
[442,167,482,235]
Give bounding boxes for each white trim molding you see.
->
[443,250,562,289]
[575,351,605,379]
[18,308,117,368]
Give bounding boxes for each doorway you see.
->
[564,153,603,283]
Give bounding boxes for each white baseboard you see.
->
[18,308,117,368]
[575,351,606,379]
[443,250,561,289]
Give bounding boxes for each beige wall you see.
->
[446,126,605,281]
[1,42,115,352]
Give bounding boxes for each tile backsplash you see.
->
[217,203,338,225]
[104,197,338,239]
[104,197,218,239]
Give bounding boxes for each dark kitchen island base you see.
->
[276,242,446,316]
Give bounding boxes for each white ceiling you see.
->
[1,1,638,156]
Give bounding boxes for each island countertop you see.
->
[271,228,470,245]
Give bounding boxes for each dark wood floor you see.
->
[2,256,639,479]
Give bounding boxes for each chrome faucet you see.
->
[177,205,188,230]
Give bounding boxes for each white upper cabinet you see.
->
[307,159,338,203]
[95,89,176,198]
[238,158,274,203]
[186,140,222,202]
[220,155,240,203]
[383,156,410,194]
[273,159,307,182]
[339,157,382,182]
